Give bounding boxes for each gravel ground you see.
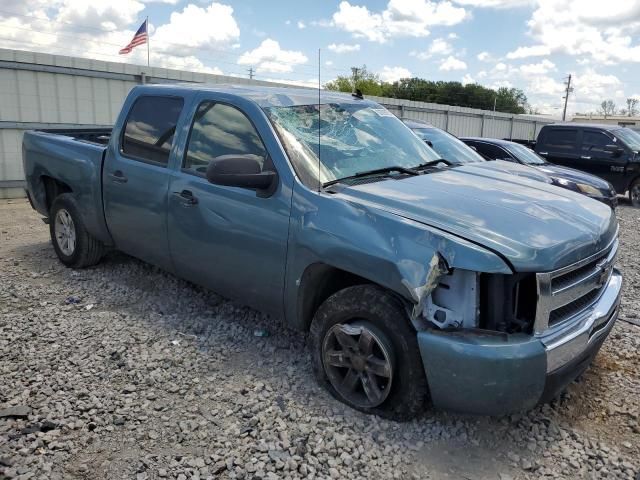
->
[0,198,639,480]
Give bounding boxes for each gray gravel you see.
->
[1,198,639,480]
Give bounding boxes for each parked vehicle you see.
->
[534,123,640,206]
[462,137,618,208]
[404,120,561,184]
[23,85,622,419]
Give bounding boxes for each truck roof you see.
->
[542,122,624,131]
[136,83,375,108]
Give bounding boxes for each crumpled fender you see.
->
[284,184,513,329]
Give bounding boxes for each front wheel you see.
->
[50,193,105,268]
[630,178,640,208]
[309,285,428,420]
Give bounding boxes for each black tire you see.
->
[309,285,428,420]
[49,193,105,268]
[629,178,640,208]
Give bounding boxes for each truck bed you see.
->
[22,129,113,246]
[37,127,112,145]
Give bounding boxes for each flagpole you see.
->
[146,16,150,68]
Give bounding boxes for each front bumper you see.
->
[592,193,618,209]
[417,269,622,415]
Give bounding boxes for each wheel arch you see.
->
[41,175,72,213]
[295,263,410,332]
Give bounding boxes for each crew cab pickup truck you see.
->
[23,85,622,419]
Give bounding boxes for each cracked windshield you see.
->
[265,103,442,187]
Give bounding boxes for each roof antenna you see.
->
[317,47,321,193]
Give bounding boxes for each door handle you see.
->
[108,170,128,183]
[173,189,198,206]
[581,156,591,160]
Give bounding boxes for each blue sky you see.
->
[2,0,640,116]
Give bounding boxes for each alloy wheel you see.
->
[54,208,76,256]
[322,321,394,408]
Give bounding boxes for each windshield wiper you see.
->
[413,158,454,169]
[323,166,419,188]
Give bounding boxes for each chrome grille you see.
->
[534,237,618,334]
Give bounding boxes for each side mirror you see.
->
[206,155,277,191]
[604,144,624,157]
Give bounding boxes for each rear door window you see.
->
[121,96,184,166]
[541,129,578,151]
[473,142,511,160]
[582,130,613,155]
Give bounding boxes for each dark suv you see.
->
[535,123,640,206]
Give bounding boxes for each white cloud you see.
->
[297,20,306,29]
[238,38,308,73]
[153,3,240,56]
[140,0,180,4]
[331,0,468,43]
[506,45,551,59]
[451,0,531,7]
[508,1,640,64]
[494,62,507,71]
[412,37,454,59]
[55,0,144,30]
[325,60,334,66]
[0,1,243,76]
[519,59,555,75]
[476,51,497,62]
[462,73,475,85]
[327,43,361,53]
[379,65,412,82]
[440,56,467,71]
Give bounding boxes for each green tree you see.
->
[326,67,529,114]
[325,65,384,97]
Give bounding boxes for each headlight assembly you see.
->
[576,183,602,196]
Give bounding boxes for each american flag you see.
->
[119,19,148,55]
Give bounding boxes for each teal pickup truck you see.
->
[23,85,622,419]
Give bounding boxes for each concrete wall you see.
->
[0,47,554,198]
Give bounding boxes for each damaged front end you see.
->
[407,263,547,415]
[406,247,621,415]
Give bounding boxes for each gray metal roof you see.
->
[139,83,377,108]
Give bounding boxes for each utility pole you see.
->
[562,74,573,121]
[351,67,360,93]
[248,67,254,80]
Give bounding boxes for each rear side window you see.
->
[183,101,268,176]
[542,129,577,150]
[473,142,511,160]
[122,96,184,166]
[582,130,612,154]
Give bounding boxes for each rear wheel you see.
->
[50,193,105,268]
[630,178,640,208]
[310,285,428,420]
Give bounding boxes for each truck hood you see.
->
[335,165,617,272]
